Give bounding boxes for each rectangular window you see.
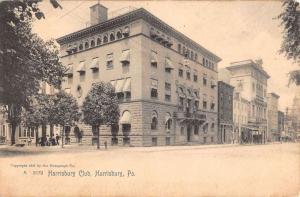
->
[165,94,171,102]
[106,53,113,69]
[186,71,191,80]
[203,74,207,86]
[211,103,215,111]
[203,101,207,109]
[152,137,158,146]
[195,100,199,110]
[179,97,184,111]
[180,127,184,135]
[165,82,171,91]
[194,125,199,135]
[166,137,170,145]
[179,69,183,77]
[151,50,158,68]
[211,137,214,143]
[203,137,207,143]
[194,74,198,82]
[151,79,158,99]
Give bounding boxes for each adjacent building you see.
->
[225,59,270,144]
[267,92,280,141]
[217,81,234,144]
[56,4,221,146]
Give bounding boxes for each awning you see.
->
[107,54,113,61]
[165,58,174,69]
[90,58,99,70]
[120,111,131,124]
[65,64,73,75]
[123,78,131,92]
[64,88,71,94]
[77,61,86,72]
[120,50,130,63]
[115,79,125,93]
[165,113,172,124]
[110,80,117,88]
[151,79,158,88]
[151,51,158,64]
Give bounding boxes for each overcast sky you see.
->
[32,0,299,111]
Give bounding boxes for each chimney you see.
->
[90,3,108,26]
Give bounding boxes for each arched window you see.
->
[90,40,95,47]
[79,44,83,51]
[110,32,115,41]
[178,44,181,53]
[151,117,158,130]
[96,37,101,45]
[103,35,108,43]
[165,113,172,130]
[151,111,158,130]
[117,31,122,39]
[85,42,89,49]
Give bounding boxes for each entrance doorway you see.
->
[187,125,191,142]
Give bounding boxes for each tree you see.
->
[48,91,80,148]
[278,0,300,84]
[22,94,51,146]
[0,1,65,144]
[82,82,120,149]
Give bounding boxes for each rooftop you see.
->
[56,7,221,62]
[227,59,270,79]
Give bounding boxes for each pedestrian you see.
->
[56,134,60,145]
[104,141,107,149]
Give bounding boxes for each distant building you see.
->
[217,81,234,144]
[267,92,280,141]
[278,110,285,137]
[225,59,270,144]
[56,4,221,146]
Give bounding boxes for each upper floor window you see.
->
[85,42,89,49]
[103,35,108,43]
[110,32,115,41]
[186,70,191,80]
[191,51,194,60]
[165,113,172,130]
[203,74,207,86]
[90,40,95,48]
[151,50,158,68]
[194,125,199,135]
[96,37,101,45]
[194,74,198,82]
[151,79,158,99]
[117,31,122,39]
[195,53,198,61]
[106,53,113,69]
[202,58,205,66]
[178,44,181,54]
[151,111,158,130]
[165,82,171,91]
[77,43,82,51]
[178,69,183,77]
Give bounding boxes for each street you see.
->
[0,143,299,197]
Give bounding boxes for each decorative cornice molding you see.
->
[56,8,221,62]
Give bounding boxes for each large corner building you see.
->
[56,4,221,146]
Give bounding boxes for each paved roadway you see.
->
[0,143,299,196]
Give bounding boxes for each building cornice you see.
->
[56,8,221,62]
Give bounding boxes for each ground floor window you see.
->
[123,137,130,145]
[180,126,184,135]
[194,125,199,135]
[166,137,170,145]
[203,137,207,143]
[211,136,214,143]
[111,137,118,145]
[152,137,157,146]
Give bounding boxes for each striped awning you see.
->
[120,111,131,124]
[90,58,99,70]
[151,51,158,64]
[165,58,174,69]
[120,50,130,63]
[76,61,86,72]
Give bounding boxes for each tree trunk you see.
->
[35,126,39,147]
[61,125,64,148]
[50,124,54,138]
[97,126,100,149]
[10,122,16,145]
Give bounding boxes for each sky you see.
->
[32,0,299,111]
